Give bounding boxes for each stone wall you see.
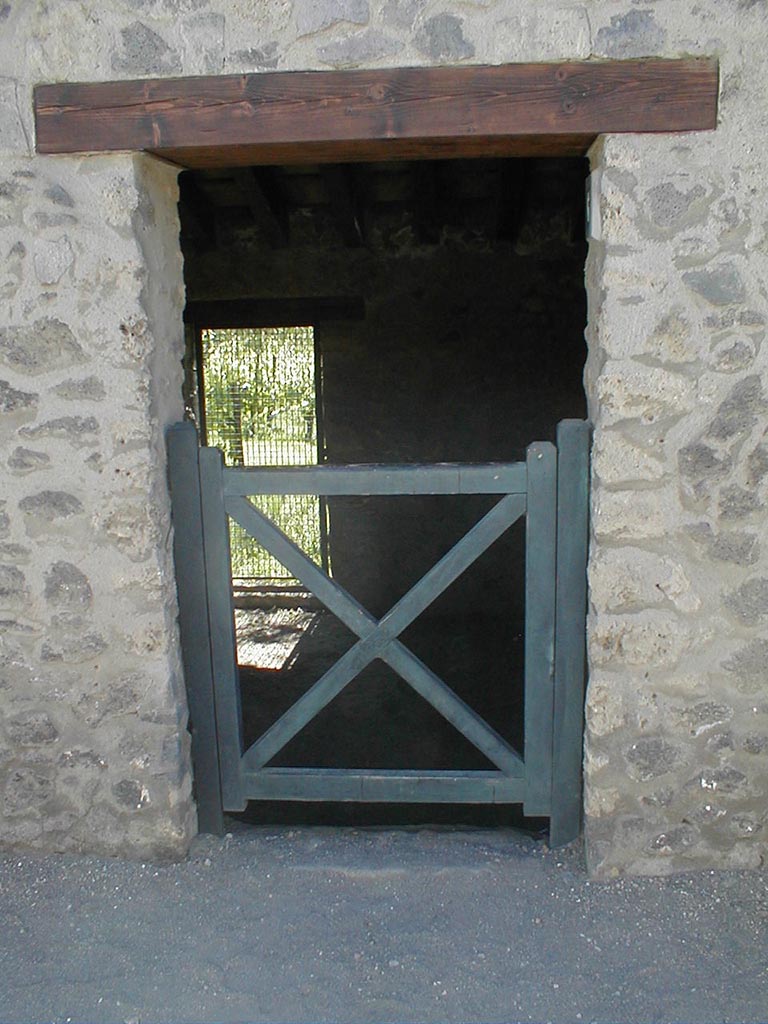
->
[1,0,767,875]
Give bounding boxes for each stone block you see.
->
[19,491,84,521]
[0,320,85,375]
[111,22,181,76]
[679,702,732,736]
[592,432,667,485]
[99,503,158,563]
[295,0,369,36]
[683,263,746,306]
[642,183,708,233]
[3,768,53,814]
[58,749,107,771]
[44,185,74,208]
[232,44,279,71]
[382,0,425,30]
[585,676,626,738]
[112,779,148,809]
[7,711,58,746]
[33,237,73,285]
[594,9,667,59]
[709,337,757,374]
[730,814,763,837]
[590,548,697,614]
[596,363,694,426]
[318,28,400,67]
[41,632,107,665]
[0,380,37,415]
[180,14,225,76]
[590,611,691,669]
[742,734,768,754]
[707,375,765,441]
[746,443,768,487]
[51,376,106,402]
[0,543,30,564]
[19,415,98,446]
[77,676,140,726]
[0,565,27,605]
[8,447,50,473]
[416,14,474,61]
[695,767,748,794]
[678,442,731,483]
[724,577,768,625]
[718,485,761,521]
[625,737,684,781]
[583,784,622,819]
[722,639,768,691]
[44,561,92,610]
[643,311,698,366]
[592,489,675,542]
[487,8,591,62]
[649,824,698,854]
[708,531,759,566]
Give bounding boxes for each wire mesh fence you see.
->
[200,325,323,579]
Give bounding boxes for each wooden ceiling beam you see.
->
[321,165,365,247]
[233,167,288,247]
[34,60,718,168]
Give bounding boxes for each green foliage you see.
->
[201,326,323,578]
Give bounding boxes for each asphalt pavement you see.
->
[0,823,766,1023]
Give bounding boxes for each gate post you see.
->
[199,447,247,811]
[549,419,591,848]
[166,422,225,835]
[523,441,558,817]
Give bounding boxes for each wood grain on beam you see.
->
[34,60,718,167]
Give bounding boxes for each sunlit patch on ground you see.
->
[235,605,321,670]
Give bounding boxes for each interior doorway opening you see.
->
[179,155,589,829]
[192,322,329,583]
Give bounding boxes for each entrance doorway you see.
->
[174,155,590,844]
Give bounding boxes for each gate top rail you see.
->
[223,462,527,496]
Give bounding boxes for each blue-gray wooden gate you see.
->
[167,419,590,847]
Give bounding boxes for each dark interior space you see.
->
[180,156,588,826]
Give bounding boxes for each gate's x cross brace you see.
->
[228,493,526,776]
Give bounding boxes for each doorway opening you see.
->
[179,155,589,828]
[192,321,328,581]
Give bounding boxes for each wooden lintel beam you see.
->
[233,167,288,247]
[34,60,718,168]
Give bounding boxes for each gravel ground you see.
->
[1,823,767,1024]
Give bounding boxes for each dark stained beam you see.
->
[34,60,718,168]
[184,297,366,328]
[322,165,364,247]
[233,167,288,247]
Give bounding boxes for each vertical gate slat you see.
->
[549,419,591,847]
[523,441,557,817]
[199,446,246,811]
[166,422,224,834]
